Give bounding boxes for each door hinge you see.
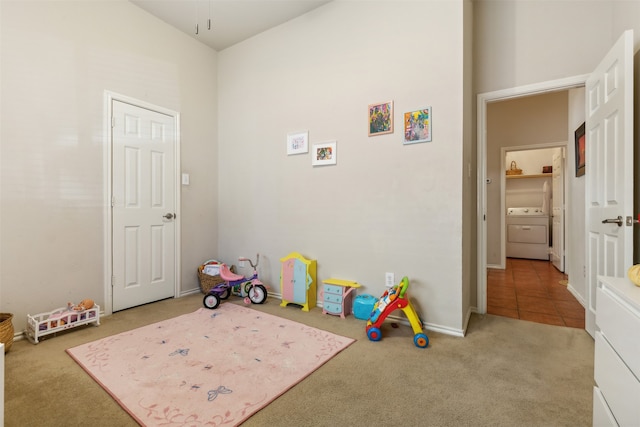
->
[111,196,115,207]
[111,276,116,287]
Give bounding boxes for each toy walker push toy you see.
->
[203,254,267,309]
[366,276,429,348]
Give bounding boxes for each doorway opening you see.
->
[499,144,566,270]
[488,142,583,327]
[476,75,588,321]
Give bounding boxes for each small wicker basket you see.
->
[197,264,236,294]
[0,312,14,353]
[506,160,523,176]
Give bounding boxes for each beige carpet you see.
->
[4,293,594,426]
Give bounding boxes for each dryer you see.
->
[506,207,549,260]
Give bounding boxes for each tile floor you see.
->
[487,258,585,329]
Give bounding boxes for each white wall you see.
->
[462,0,474,328]
[474,0,615,94]
[567,87,586,302]
[217,1,467,334]
[0,1,218,333]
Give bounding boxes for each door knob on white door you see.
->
[163,213,175,220]
[602,216,623,226]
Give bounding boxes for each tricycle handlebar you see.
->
[238,254,259,269]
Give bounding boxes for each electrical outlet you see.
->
[239,258,246,268]
[385,272,395,287]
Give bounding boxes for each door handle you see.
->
[163,213,175,220]
[602,216,623,226]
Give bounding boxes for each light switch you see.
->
[181,173,190,185]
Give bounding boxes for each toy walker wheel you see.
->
[414,333,429,348]
[203,293,221,309]
[367,326,382,342]
[247,284,267,304]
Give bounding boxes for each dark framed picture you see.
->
[575,122,585,177]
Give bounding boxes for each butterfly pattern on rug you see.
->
[169,348,189,357]
[208,386,233,401]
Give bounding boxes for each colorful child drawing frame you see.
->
[575,122,585,177]
[368,101,394,136]
[403,107,432,145]
[287,131,309,155]
[312,141,337,166]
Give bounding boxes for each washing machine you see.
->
[506,207,549,260]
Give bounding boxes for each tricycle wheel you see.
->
[367,326,382,342]
[414,333,429,348]
[248,284,267,304]
[203,294,220,309]
[218,288,231,300]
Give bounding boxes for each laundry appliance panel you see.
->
[506,207,549,260]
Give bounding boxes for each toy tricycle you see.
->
[366,276,428,348]
[203,254,267,309]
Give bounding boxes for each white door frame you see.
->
[103,91,181,316]
[477,75,588,314]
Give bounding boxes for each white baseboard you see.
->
[566,283,586,308]
[179,287,203,297]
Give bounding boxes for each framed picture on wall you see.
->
[403,107,432,145]
[368,101,393,136]
[311,141,337,166]
[287,131,309,155]
[575,122,585,177]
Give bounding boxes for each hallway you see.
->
[487,258,585,329]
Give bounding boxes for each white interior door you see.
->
[585,30,634,337]
[551,148,565,272]
[112,100,177,311]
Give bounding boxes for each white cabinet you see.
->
[594,276,640,426]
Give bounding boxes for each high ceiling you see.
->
[129,0,332,51]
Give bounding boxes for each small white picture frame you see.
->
[287,131,309,155]
[312,141,337,166]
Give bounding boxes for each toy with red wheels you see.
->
[365,276,428,348]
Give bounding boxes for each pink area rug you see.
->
[67,304,354,426]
